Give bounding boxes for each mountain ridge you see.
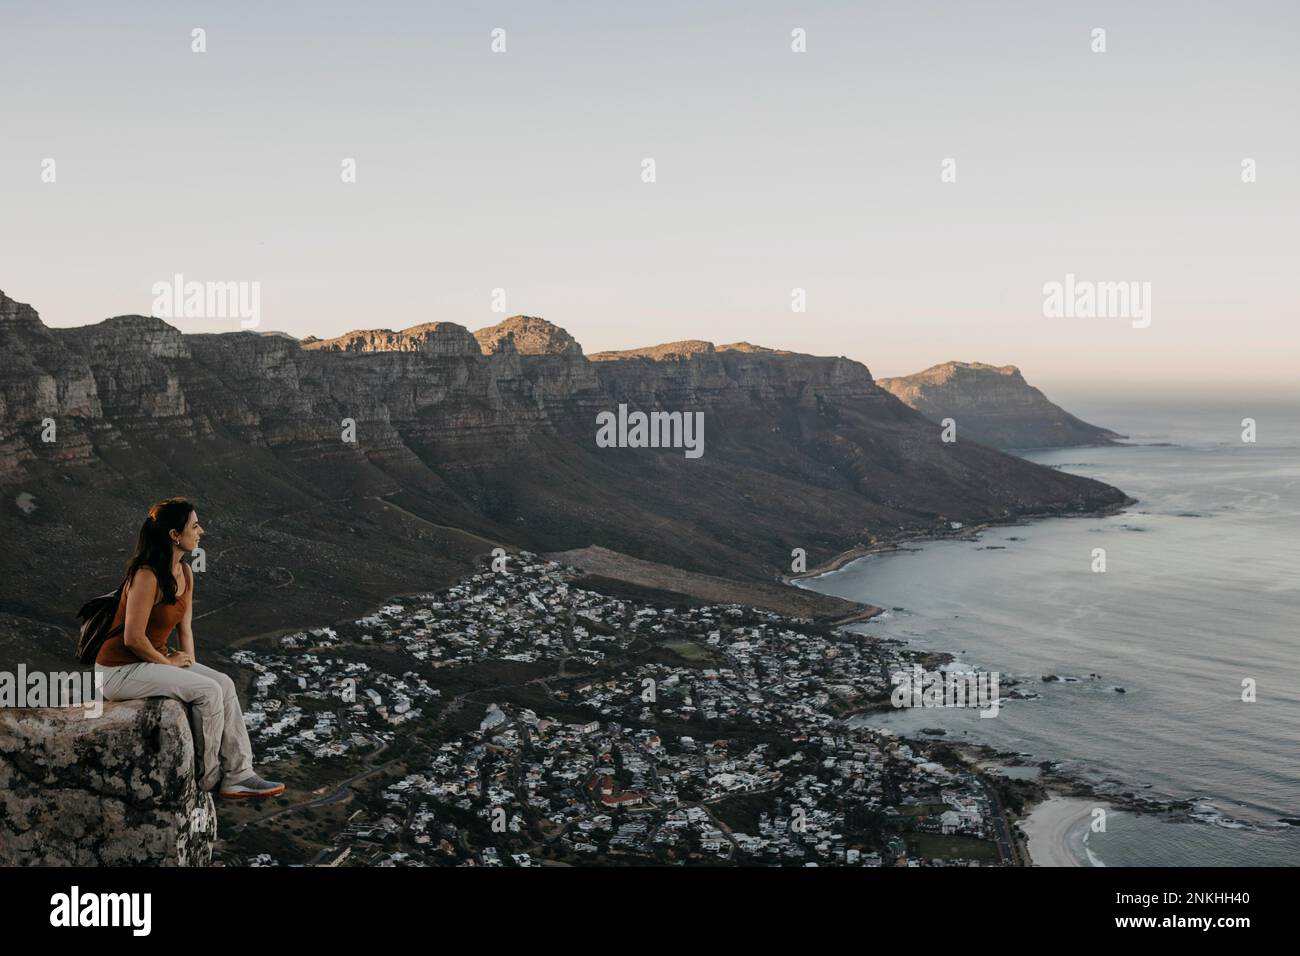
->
[0,289,1128,669]
[877,360,1124,450]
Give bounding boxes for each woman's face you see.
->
[172,511,204,552]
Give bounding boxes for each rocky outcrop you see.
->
[877,361,1124,450]
[591,340,875,409]
[475,316,583,356]
[0,291,102,475]
[589,339,716,362]
[53,317,191,423]
[302,322,481,356]
[717,342,793,355]
[0,698,217,866]
[54,314,190,360]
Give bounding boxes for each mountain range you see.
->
[0,290,1127,669]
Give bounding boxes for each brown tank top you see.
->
[95,565,192,666]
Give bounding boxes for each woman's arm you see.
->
[177,564,196,661]
[122,568,175,665]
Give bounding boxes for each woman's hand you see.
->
[167,650,195,667]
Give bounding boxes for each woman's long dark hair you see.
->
[125,497,195,605]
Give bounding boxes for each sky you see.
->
[2,0,1297,399]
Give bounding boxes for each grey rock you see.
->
[0,698,216,866]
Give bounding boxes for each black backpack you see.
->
[75,574,129,665]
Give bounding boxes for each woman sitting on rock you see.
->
[95,497,284,800]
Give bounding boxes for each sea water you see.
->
[800,401,1300,866]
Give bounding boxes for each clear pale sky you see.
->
[2,0,1296,398]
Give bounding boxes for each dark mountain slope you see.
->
[0,291,1127,668]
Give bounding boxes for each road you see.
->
[978,778,1019,866]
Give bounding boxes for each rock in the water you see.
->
[0,698,216,866]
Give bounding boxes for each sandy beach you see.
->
[1022,796,1104,867]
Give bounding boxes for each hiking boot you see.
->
[219,774,285,800]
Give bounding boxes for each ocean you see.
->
[799,401,1300,866]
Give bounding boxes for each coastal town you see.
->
[218,554,1030,867]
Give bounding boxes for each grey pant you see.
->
[95,660,255,792]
